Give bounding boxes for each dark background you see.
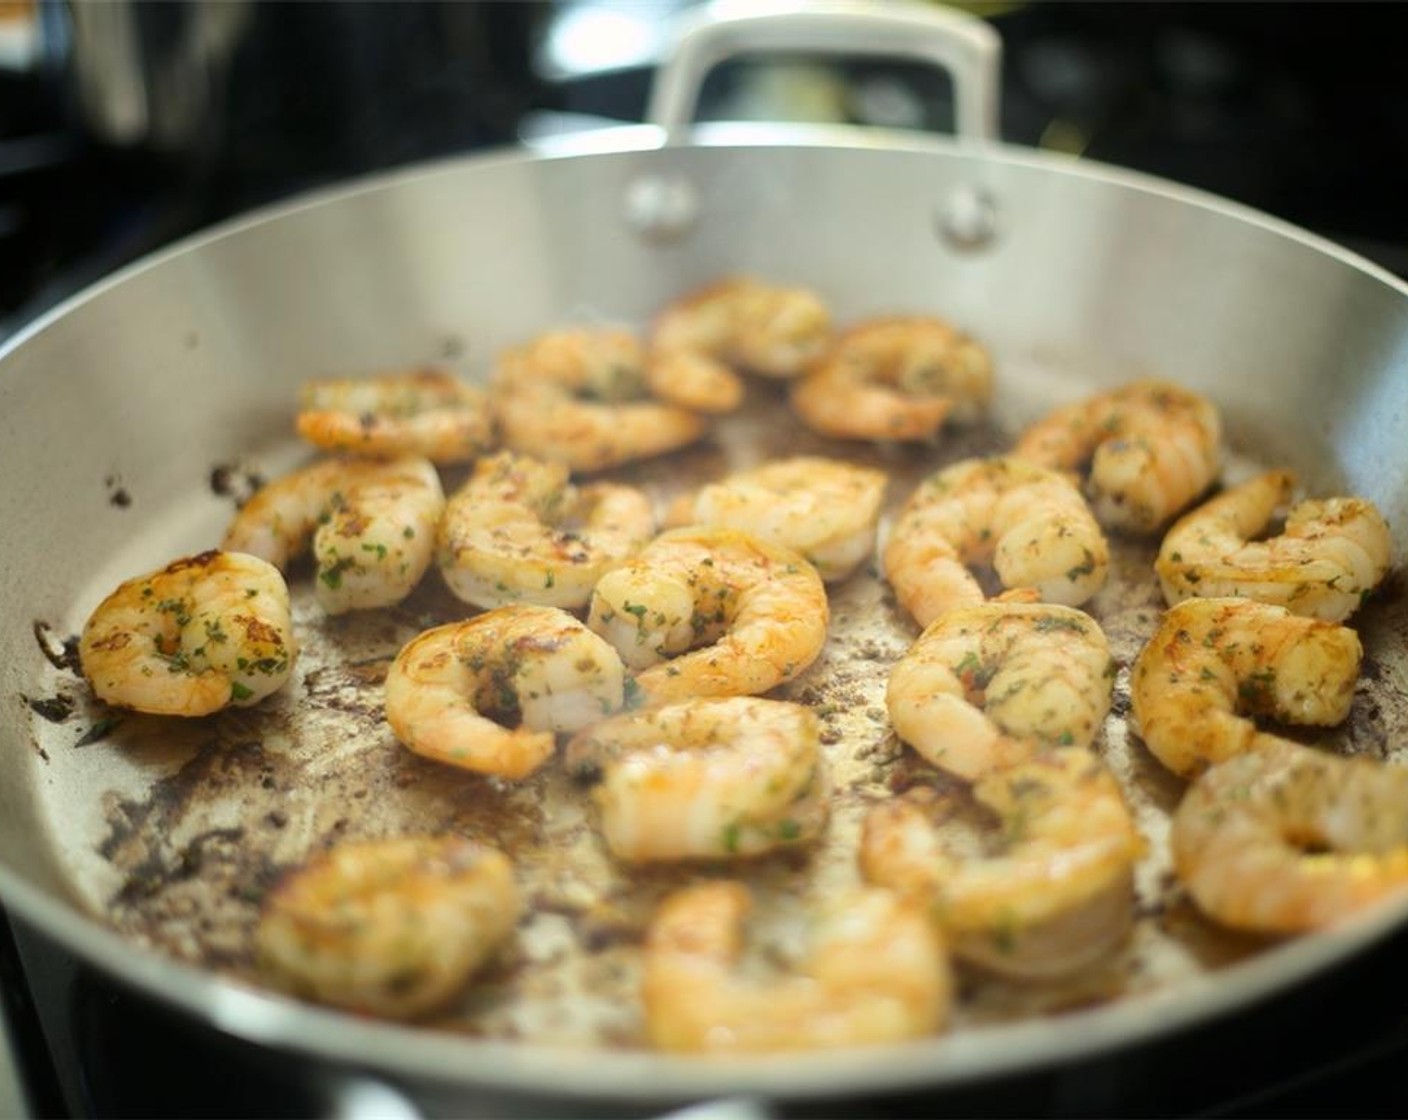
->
[4,1,1408,335]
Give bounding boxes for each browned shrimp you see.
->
[1156,469,1393,621]
[1130,597,1362,778]
[586,527,829,703]
[886,602,1116,781]
[79,550,297,717]
[790,316,993,442]
[648,275,832,413]
[1012,378,1221,532]
[385,606,625,780]
[860,749,1144,979]
[296,368,495,464]
[1173,737,1408,934]
[882,456,1109,628]
[493,328,708,472]
[563,697,828,863]
[643,881,951,1053]
[256,835,521,1018]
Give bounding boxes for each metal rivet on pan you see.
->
[937,184,999,251]
[623,174,699,243]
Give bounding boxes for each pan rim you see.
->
[3,121,1407,366]
[2,854,1406,1102]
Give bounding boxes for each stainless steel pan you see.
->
[4,1,1408,1112]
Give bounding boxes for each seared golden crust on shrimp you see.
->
[886,603,1116,781]
[650,273,833,400]
[493,327,708,472]
[1012,377,1221,533]
[296,368,494,464]
[256,835,521,1018]
[1156,469,1393,621]
[790,316,993,442]
[437,451,654,611]
[564,697,828,863]
[882,456,1109,628]
[665,455,887,582]
[587,526,829,703]
[79,550,297,717]
[1172,738,1408,934]
[860,749,1144,979]
[643,881,951,1053]
[221,455,444,614]
[385,605,625,780]
[1130,597,1362,779]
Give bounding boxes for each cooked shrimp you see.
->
[664,456,887,582]
[1012,377,1221,532]
[886,603,1116,782]
[645,348,745,415]
[586,526,829,703]
[790,316,993,442]
[256,835,521,1018]
[1156,469,1393,622]
[1130,597,1362,778]
[78,550,297,717]
[493,327,708,472]
[564,697,828,862]
[295,368,495,464]
[437,451,654,610]
[1172,737,1408,934]
[643,881,951,1053]
[881,456,1109,628]
[385,605,625,780]
[860,749,1145,979]
[222,455,444,614]
[651,275,832,386]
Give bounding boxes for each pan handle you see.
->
[646,0,1002,143]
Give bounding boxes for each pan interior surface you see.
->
[4,137,1408,1100]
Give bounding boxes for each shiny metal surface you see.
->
[646,0,1002,142]
[2,125,1408,1108]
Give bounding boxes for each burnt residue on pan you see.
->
[104,474,132,508]
[29,385,1408,1049]
[209,463,266,509]
[32,621,80,673]
[25,692,75,724]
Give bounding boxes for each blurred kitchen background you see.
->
[3,0,1407,338]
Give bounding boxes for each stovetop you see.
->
[4,2,1408,1115]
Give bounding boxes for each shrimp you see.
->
[586,526,829,703]
[385,605,625,780]
[295,368,495,464]
[256,835,521,1018]
[563,697,828,862]
[664,456,887,582]
[1156,469,1393,622]
[437,450,654,611]
[1130,597,1362,779]
[78,550,297,717]
[492,328,709,472]
[222,455,444,614]
[886,603,1116,782]
[642,881,951,1053]
[644,349,745,415]
[650,276,832,399]
[881,456,1109,628]
[860,748,1145,979]
[1171,737,1408,934]
[790,316,993,442]
[1012,377,1222,533]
